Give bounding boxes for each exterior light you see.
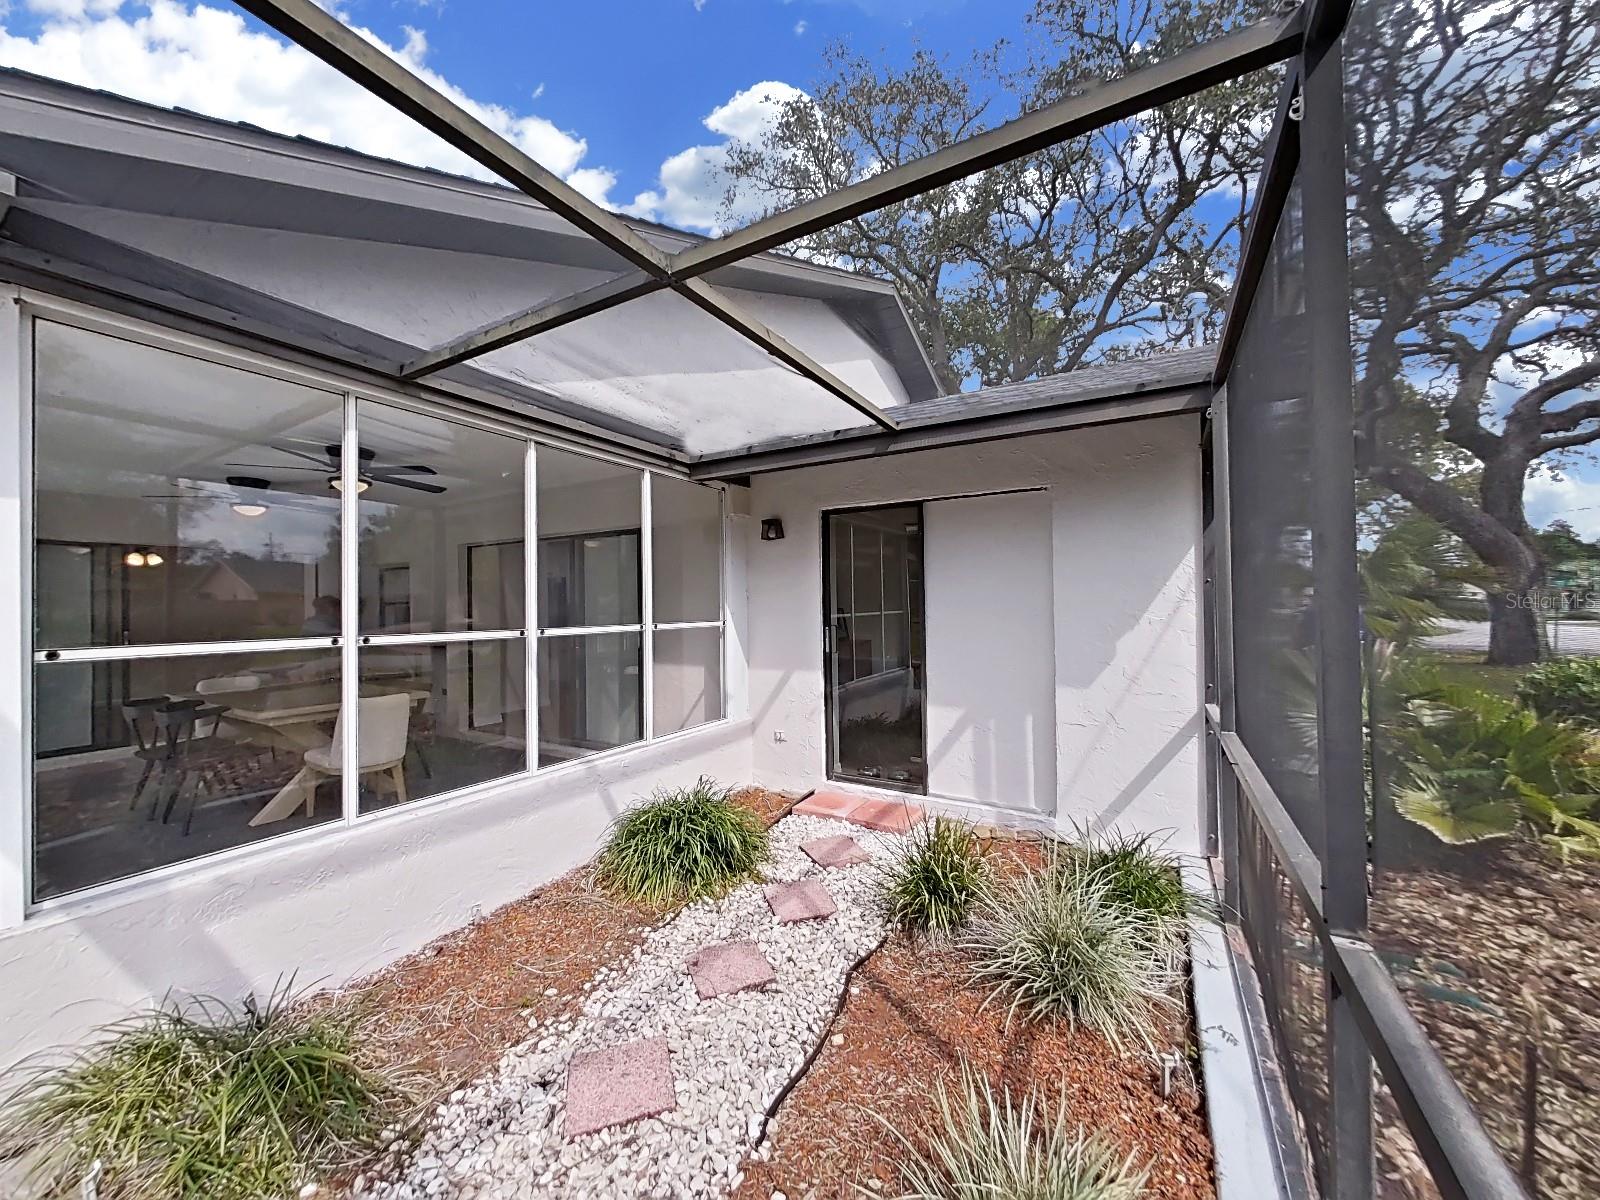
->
[231,502,268,517]
[329,474,371,494]
[760,518,785,541]
[124,551,145,567]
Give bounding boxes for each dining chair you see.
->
[301,692,413,812]
[121,695,172,811]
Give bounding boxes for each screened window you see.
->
[28,319,729,902]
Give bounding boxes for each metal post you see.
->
[1301,15,1374,1197]
[641,472,654,742]
[525,440,539,773]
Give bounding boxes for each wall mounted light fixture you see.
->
[760,518,785,541]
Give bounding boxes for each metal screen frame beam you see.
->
[406,8,1306,381]
[231,0,897,432]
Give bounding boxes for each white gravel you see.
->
[353,813,903,1200]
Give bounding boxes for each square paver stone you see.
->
[687,940,778,999]
[765,878,838,923]
[564,1037,677,1136]
[848,797,925,833]
[793,789,864,820]
[802,834,872,868]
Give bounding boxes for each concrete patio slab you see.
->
[801,834,872,868]
[687,940,778,999]
[765,878,838,923]
[564,1036,676,1136]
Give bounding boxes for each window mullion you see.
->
[339,392,360,825]
[641,471,654,742]
[525,440,539,774]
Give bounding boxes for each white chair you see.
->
[302,692,412,809]
[194,673,262,738]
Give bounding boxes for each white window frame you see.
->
[9,290,731,919]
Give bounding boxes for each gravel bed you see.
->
[354,813,901,1200]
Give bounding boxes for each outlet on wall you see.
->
[772,730,787,743]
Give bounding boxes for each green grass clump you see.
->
[1064,827,1212,961]
[0,987,406,1200]
[963,849,1180,1053]
[878,817,989,937]
[595,776,769,908]
[881,1066,1146,1200]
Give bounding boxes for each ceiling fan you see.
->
[140,475,336,516]
[225,444,447,495]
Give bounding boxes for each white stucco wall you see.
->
[0,721,753,1069]
[745,416,1205,847]
[923,491,1057,812]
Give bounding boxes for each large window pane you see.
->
[33,322,343,648]
[33,647,344,900]
[356,403,525,635]
[653,627,722,736]
[537,633,641,765]
[537,447,640,628]
[651,475,721,624]
[356,640,526,814]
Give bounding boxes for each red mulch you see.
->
[733,841,1215,1200]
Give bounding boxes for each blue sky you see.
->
[0,0,1035,232]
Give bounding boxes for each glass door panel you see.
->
[824,505,926,790]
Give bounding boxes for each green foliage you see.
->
[1394,686,1600,859]
[878,818,989,937]
[879,1065,1146,1200]
[963,849,1180,1052]
[595,776,769,908]
[1359,514,1490,650]
[0,987,405,1200]
[1514,657,1600,728]
[1065,827,1212,960]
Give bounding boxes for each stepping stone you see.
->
[765,878,838,923]
[793,789,864,821]
[802,834,872,868]
[564,1036,676,1136]
[848,797,925,833]
[687,940,777,999]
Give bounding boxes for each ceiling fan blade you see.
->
[263,444,337,468]
[376,476,448,494]
[375,464,439,476]
[224,463,329,473]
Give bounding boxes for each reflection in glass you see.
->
[826,506,925,789]
[355,641,526,814]
[355,402,525,635]
[536,446,641,627]
[651,476,721,624]
[33,321,343,648]
[538,633,641,766]
[32,648,344,900]
[653,627,722,736]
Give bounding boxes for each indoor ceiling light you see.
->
[144,552,164,567]
[124,551,145,567]
[231,502,269,517]
[329,474,371,494]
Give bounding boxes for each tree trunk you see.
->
[1487,589,1542,666]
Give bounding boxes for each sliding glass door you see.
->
[823,504,926,791]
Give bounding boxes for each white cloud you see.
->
[0,0,611,188]
[793,19,807,34]
[626,81,805,233]
[1526,468,1600,540]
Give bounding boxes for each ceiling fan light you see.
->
[231,502,268,517]
[328,473,371,494]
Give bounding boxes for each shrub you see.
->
[595,776,769,908]
[878,817,989,937]
[1065,827,1212,961]
[0,987,405,1200]
[880,1066,1146,1200]
[1394,686,1600,858]
[963,849,1179,1052]
[1515,657,1600,727]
